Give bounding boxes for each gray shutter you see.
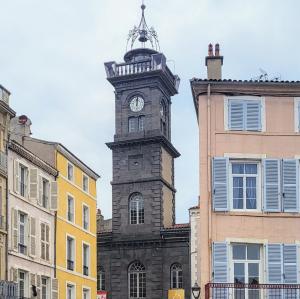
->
[29,168,38,201]
[14,160,20,194]
[29,217,36,256]
[46,224,50,261]
[11,208,18,251]
[263,159,281,212]
[52,278,59,299]
[50,181,58,211]
[267,244,283,283]
[282,159,299,212]
[36,274,41,298]
[212,242,228,282]
[213,158,229,211]
[228,100,244,130]
[246,100,261,131]
[283,245,298,283]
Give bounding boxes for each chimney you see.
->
[9,115,32,144]
[205,43,223,80]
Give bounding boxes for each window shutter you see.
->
[13,160,20,194]
[38,175,43,206]
[212,242,228,282]
[36,274,41,298]
[46,224,50,261]
[30,273,36,290]
[29,217,36,257]
[266,244,283,283]
[50,181,58,211]
[52,278,59,299]
[228,101,244,130]
[10,267,18,283]
[212,158,229,211]
[263,159,281,212]
[282,159,299,212]
[29,168,38,201]
[246,100,261,131]
[283,245,298,283]
[11,208,18,251]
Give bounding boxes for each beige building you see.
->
[190,44,300,298]
[0,85,16,282]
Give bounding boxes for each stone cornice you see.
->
[0,100,16,117]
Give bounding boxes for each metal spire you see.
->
[126,1,160,51]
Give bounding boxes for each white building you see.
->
[7,136,58,299]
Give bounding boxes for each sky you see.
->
[0,0,299,223]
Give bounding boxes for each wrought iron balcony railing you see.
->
[67,259,74,271]
[205,283,300,299]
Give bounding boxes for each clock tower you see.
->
[98,4,190,299]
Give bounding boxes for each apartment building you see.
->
[7,119,58,298]
[190,44,300,298]
[0,85,16,282]
[24,136,99,299]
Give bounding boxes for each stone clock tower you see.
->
[98,4,190,299]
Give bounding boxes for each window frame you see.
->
[97,266,106,291]
[40,222,50,261]
[66,282,76,299]
[82,174,89,193]
[67,194,75,223]
[67,162,74,182]
[66,234,75,271]
[41,276,50,299]
[18,270,29,298]
[82,242,90,276]
[128,261,146,299]
[19,162,29,198]
[82,287,90,299]
[82,204,90,231]
[129,193,145,225]
[170,263,183,289]
[41,177,50,209]
[18,211,28,255]
[224,96,266,132]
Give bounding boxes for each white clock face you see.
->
[130,96,144,112]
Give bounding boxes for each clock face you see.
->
[130,96,144,112]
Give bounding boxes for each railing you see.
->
[115,60,153,76]
[0,151,7,172]
[205,283,300,299]
[0,280,18,298]
[67,259,74,271]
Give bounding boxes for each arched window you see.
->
[129,262,146,298]
[97,266,105,291]
[129,193,144,225]
[171,263,183,289]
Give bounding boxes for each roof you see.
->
[164,223,190,230]
[189,205,199,210]
[191,78,300,84]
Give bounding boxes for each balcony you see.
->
[0,280,18,298]
[67,259,74,271]
[0,151,7,173]
[205,283,300,299]
[83,265,89,276]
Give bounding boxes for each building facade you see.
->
[24,136,99,299]
[7,135,58,298]
[191,44,300,298]
[98,5,190,299]
[0,85,16,283]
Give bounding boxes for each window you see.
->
[232,244,261,299]
[42,178,50,209]
[19,212,27,254]
[83,175,89,192]
[67,236,75,271]
[138,116,145,131]
[67,163,74,181]
[128,116,145,133]
[129,262,146,298]
[97,266,105,291]
[41,277,50,299]
[83,288,90,299]
[83,244,90,276]
[129,193,144,225]
[83,205,89,230]
[19,164,28,197]
[41,223,50,261]
[67,195,74,222]
[227,99,262,131]
[231,162,259,210]
[18,270,28,298]
[67,284,75,299]
[171,263,183,289]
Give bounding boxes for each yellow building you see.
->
[24,137,100,299]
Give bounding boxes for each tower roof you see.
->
[126,2,160,52]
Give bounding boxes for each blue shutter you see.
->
[212,242,228,282]
[213,158,229,211]
[267,244,283,283]
[228,100,244,130]
[246,100,262,131]
[283,245,298,283]
[282,159,299,212]
[263,159,281,212]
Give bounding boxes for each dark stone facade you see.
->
[98,47,190,299]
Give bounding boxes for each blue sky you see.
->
[0,0,299,223]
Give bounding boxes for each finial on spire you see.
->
[126,1,160,52]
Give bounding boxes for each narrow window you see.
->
[67,163,74,181]
[171,263,183,289]
[18,212,27,254]
[97,266,106,291]
[83,205,89,230]
[19,164,28,197]
[41,223,50,261]
[67,195,74,222]
[67,236,75,271]
[128,117,137,133]
[83,288,90,299]
[83,174,89,192]
[138,116,145,131]
[42,178,50,209]
[18,270,27,298]
[129,262,146,298]
[67,284,75,299]
[129,193,144,225]
[83,244,90,276]
[41,277,50,299]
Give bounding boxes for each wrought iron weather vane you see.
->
[126,2,160,51]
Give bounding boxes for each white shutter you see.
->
[29,217,36,256]
[13,160,20,194]
[228,100,244,130]
[246,100,261,131]
[50,181,58,211]
[38,175,43,206]
[10,267,18,283]
[11,208,18,251]
[52,278,59,299]
[263,159,281,212]
[282,159,299,212]
[46,224,50,261]
[29,168,38,201]
[36,274,41,298]
[213,158,229,211]
[267,244,283,283]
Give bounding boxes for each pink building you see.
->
[190,44,300,298]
